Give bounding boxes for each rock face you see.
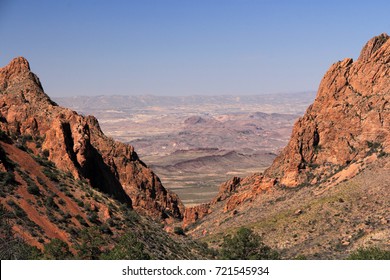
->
[185,33,390,221]
[266,33,390,187]
[0,57,184,219]
[182,175,275,227]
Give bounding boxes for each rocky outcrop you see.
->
[183,203,211,228]
[183,174,276,227]
[266,33,390,188]
[185,33,390,223]
[212,176,241,203]
[0,57,184,220]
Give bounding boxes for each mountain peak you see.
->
[9,56,31,70]
[0,56,184,221]
[358,33,389,61]
[0,57,31,80]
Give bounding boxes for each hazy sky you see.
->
[0,0,389,97]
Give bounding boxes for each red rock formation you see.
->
[0,57,184,220]
[185,33,390,221]
[266,33,390,187]
[212,176,241,203]
[183,203,211,228]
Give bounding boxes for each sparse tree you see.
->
[75,226,105,260]
[0,205,42,259]
[44,238,73,259]
[101,232,151,260]
[220,227,279,260]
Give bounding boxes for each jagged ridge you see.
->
[184,33,390,225]
[0,57,184,220]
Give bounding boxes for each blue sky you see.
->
[0,0,389,97]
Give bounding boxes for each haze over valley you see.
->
[56,93,315,205]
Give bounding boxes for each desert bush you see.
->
[0,205,42,260]
[58,198,66,205]
[347,247,390,260]
[42,167,59,182]
[42,149,50,158]
[0,129,8,141]
[0,171,18,196]
[64,190,74,198]
[7,201,28,218]
[27,184,40,196]
[44,238,73,260]
[45,196,58,209]
[0,171,16,186]
[75,214,89,227]
[219,227,280,260]
[99,223,113,235]
[76,200,84,207]
[123,208,140,224]
[75,227,105,260]
[101,232,151,260]
[173,226,185,236]
[36,176,47,187]
[87,212,100,224]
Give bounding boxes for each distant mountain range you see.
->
[54,92,316,114]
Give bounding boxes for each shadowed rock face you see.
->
[0,57,184,220]
[184,33,390,222]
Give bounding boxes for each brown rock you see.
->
[212,176,241,203]
[185,33,390,225]
[266,33,390,187]
[182,203,211,228]
[0,57,184,220]
[294,209,303,216]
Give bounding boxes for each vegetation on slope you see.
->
[0,133,211,260]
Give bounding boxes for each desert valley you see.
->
[55,92,315,205]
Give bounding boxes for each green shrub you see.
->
[42,167,59,182]
[174,227,185,236]
[347,247,390,260]
[220,227,280,260]
[58,198,66,205]
[0,171,17,186]
[99,223,113,235]
[75,227,105,260]
[77,200,84,207]
[42,149,50,158]
[101,232,151,260]
[7,201,28,218]
[87,212,100,224]
[36,176,47,187]
[294,254,307,260]
[75,215,88,226]
[45,196,58,209]
[44,238,73,260]
[27,184,40,195]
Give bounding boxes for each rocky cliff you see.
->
[266,33,390,188]
[0,57,184,220]
[184,33,390,225]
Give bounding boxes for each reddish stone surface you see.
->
[185,33,390,225]
[0,57,184,220]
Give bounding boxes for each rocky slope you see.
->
[184,34,390,257]
[0,57,184,220]
[0,135,207,259]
